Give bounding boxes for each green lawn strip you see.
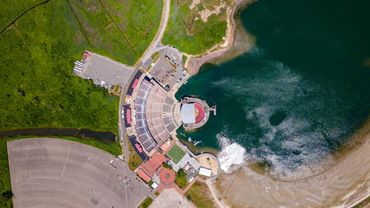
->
[0,0,118,134]
[163,0,228,55]
[0,140,12,208]
[138,196,153,208]
[185,181,215,208]
[175,169,187,189]
[167,144,186,164]
[58,136,122,156]
[354,195,370,208]
[128,139,143,171]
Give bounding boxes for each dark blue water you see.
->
[177,0,370,176]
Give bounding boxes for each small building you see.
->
[199,167,212,177]
[151,182,159,189]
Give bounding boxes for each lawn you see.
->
[69,0,163,65]
[0,0,163,134]
[0,140,11,208]
[354,195,370,208]
[163,0,230,55]
[0,0,119,134]
[185,181,215,208]
[138,197,153,208]
[128,139,143,171]
[166,144,186,164]
[175,168,187,189]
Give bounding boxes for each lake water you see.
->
[176,0,370,177]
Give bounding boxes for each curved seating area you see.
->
[146,84,178,145]
[135,79,156,152]
[134,78,179,152]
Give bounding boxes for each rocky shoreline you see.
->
[184,0,257,75]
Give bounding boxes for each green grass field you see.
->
[0,0,163,133]
[0,1,162,205]
[0,140,11,208]
[166,144,186,164]
[138,197,153,208]
[128,140,143,171]
[185,181,215,208]
[163,0,230,55]
[175,168,187,189]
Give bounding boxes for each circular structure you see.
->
[197,153,221,177]
[180,97,211,130]
[159,168,176,185]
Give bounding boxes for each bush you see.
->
[175,169,187,189]
[1,191,12,200]
[162,162,172,169]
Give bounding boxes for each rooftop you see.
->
[181,103,196,124]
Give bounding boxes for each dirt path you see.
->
[205,179,229,208]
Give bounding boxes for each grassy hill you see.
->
[0,0,162,133]
[0,2,162,206]
[163,0,230,55]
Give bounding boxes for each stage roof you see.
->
[181,104,195,124]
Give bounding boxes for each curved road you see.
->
[118,0,170,161]
[139,0,171,63]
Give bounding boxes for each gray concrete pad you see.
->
[7,138,149,208]
[149,188,193,208]
[82,53,135,89]
[149,48,184,89]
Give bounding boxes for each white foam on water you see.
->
[217,134,247,173]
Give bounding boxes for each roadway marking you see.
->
[60,145,71,180]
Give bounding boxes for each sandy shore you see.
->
[215,118,370,208]
[185,0,256,75]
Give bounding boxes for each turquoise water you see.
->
[177,0,370,175]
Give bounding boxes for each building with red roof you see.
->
[136,151,168,182]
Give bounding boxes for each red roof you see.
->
[126,109,132,124]
[131,79,139,89]
[195,102,205,123]
[136,168,151,183]
[140,151,168,177]
[135,143,143,153]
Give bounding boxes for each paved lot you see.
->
[82,53,135,88]
[149,188,193,208]
[149,48,185,89]
[8,138,149,208]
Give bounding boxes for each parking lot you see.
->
[7,138,149,208]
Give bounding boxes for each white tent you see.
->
[199,167,212,177]
[180,103,196,124]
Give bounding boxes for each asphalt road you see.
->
[118,0,170,161]
[139,0,170,63]
[7,138,150,208]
